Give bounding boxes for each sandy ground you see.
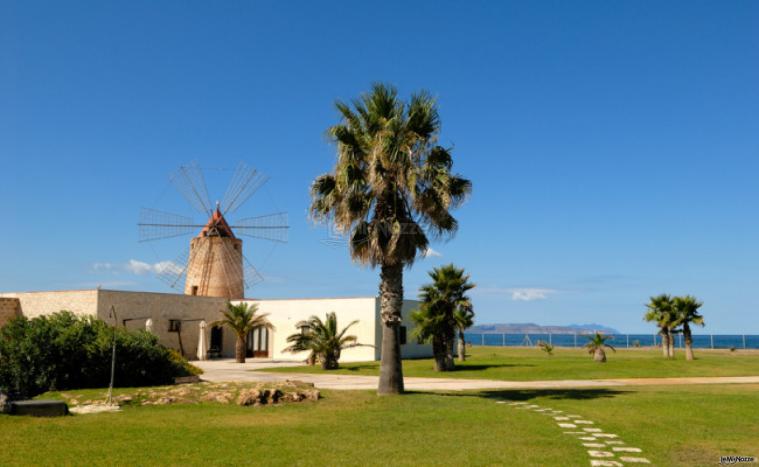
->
[194,359,759,391]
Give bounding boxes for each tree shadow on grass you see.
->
[478,388,629,401]
[408,388,629,402]
[452,363,534,372]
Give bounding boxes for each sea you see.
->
[463,333,759,350]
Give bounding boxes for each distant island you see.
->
[470,323,620,335]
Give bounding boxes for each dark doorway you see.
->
[210,326,223,357]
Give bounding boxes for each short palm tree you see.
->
[213,302,271,363]
[673,295,705,361]
[283,312,361,370]
[411,264,475,371]
[585,332,616,362]
[310,84,471,393]
[644,294,677,358]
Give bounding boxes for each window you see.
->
[168,320,182,332]
[190,286,198,296]
[399,326,407,345]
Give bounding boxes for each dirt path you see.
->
[194,360,759,391]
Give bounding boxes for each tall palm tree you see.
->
[213,302,271,364]
[673,295,705,361]
[453,305,474,362]
[645,294,677,359]
[585,332,616,363]
[310,84,471,393]
[412,265,474,371]
[283,312,362,370]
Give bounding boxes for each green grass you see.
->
[261,346,759,380]
[1,384,758,465]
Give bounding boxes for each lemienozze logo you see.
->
[720,455,756,465]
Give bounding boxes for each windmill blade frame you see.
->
[138,208,205,242]
[230,212,289,243]
[170,162,214,216]
[221,162,270,215]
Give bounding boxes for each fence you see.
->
[463,333,759,350]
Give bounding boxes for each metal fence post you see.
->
[743,335,747,349]
[626,334,629,348]
[481,334,485,346]
[549,332,552,345]
[502,333,505,347]
[574,333,577,347]
[710,334,714,349]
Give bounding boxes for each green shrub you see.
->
[0,311,198,400]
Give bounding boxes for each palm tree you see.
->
[453,305,474,362]
[213,302,271,364]
[283,312,362,370]
[310,84,471,393]
[673,295,705,361]
[645,294,678,358]
[411,265,475,371]
[585,332,616,362]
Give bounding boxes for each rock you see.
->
[0,392,8,414]
[303,389,320,401]
[236,389,261,406]
[154,397,175,405]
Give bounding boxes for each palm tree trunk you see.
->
[684,322,694,361]
[661,330,669,358]
[457,330,466,362]
[378,263,405,394]
[593,348,607,362]
[445,332,455,370]
[432,338,447,371]
[668,328,675,358]
[235,334,246,364]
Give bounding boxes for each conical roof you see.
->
[197,206,236,238]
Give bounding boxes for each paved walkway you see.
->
[195,360,759,391]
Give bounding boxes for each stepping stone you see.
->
[567,414,582,418]
[526,405,540,409]
[594,433,619,439]
[558,423,577,428]
[496,401,507,404]
[554,416,570,421]
[587,450,614,458]
[605,441,624,445]
[583,443,607,448]
[590,461,623,467]
[564,431,586,435]
[613,447,642,453]
[533,408,549,412]
[583,428,603,433]
[575,420,594,424]
[579,436,598,441]
[619,457,651,464]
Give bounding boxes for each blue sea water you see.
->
[463,333,759,349]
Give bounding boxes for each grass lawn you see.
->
[261,346,759,381]
[1,384,757,466]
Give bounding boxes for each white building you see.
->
[0,289,431,362]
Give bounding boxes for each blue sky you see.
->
[1,1,758,333]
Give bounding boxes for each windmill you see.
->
[138,162,288,299]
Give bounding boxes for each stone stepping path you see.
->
[499,400,651,465]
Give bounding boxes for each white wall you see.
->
[241,297,378,362]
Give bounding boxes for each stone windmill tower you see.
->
[138,163,288,299]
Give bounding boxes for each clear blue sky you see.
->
[2,1,757,333]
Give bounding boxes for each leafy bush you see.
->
[0,311,199,400]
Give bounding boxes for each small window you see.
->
[191,286,198,296]
[399,326,407,345]
[168,320,182,332]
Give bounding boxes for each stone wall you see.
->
[0,297,21,327]
[0,290,99,319]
